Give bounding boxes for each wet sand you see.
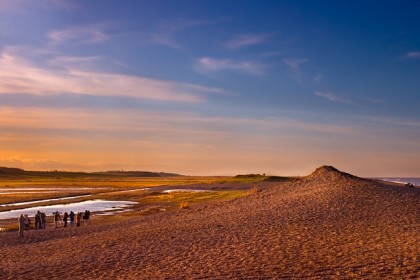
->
[1,166,419,279]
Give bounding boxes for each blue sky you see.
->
[0,0,419,176]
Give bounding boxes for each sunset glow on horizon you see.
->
[1,1,420,177]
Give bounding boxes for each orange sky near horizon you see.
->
[1,106,419,177]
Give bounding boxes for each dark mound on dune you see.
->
[303,165,371,185]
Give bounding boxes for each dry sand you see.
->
[1,166,419,279]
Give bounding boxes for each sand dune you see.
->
[1,166,419,279]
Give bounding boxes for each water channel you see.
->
[0,200,137,220]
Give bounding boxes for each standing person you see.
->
[18,214,25,237]
[63,212,68,228]
[76,212,82,227]
[40,212,46,229]
[54,211,60,228]
[69,211,75,227]
[35,211,41,230]
[24,214,30,230]
[84,210,90,225]
[59,211,63,226]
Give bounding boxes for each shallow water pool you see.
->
[0,199,137,220]
[0,195,92,208]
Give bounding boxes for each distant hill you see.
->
[95,171,182,177]
[0,167,25,174]
[0,167,182,179]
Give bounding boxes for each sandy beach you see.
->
[1,166,419,279]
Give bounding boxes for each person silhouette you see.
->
[18,214,25,237]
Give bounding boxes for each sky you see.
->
[0,0,420,176]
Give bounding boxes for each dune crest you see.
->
[303,165,367,185]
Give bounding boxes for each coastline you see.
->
[378,177,420,186]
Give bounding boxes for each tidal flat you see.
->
[0,174,264,230]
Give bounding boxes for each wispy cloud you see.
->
[47,23,111,45]
[158,18,213,33]
[367,116,420,127]
[146,32,183,49]
[315,91,353,104]
[0,107,304,172]
[47,56,101,67]
[48,19,197,50]
[195,57,264,75]
[283,58,308,70]
[0,50,223,102]
[405,51,420,59]
[139,18,217,50]
[0,107,361,138]
[225,34,270,50]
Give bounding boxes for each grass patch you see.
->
[216,174,294,184]
[179,201,189,209]
[247,185,259,195]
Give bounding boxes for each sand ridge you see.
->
[1,167,419,279]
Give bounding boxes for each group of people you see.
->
[18,213,42,237]
[18,210,91,237]
[53,210,91,228]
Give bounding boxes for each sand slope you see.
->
[1,166,419,279]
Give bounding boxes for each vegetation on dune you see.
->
[223,173,294,183]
